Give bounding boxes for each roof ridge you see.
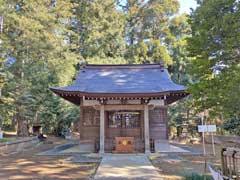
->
[85,63,164,69]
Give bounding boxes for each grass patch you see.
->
[183,173,213,180]
[0,137,16,143]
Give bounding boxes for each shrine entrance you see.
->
[51,63,188,154]
[105,110,144,153]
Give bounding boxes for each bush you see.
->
[183,173,212,180]
[223,116,240,135]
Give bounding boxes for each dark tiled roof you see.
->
[51,64,185,94]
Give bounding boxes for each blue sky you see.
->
[118,0,198,14]
[179,0,198,14]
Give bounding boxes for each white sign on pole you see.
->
[207,125,216,132]
[198,125,216,133]
[198,125,208,132]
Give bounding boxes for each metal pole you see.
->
[0,15,3,139]
[201,115,206,156]
[201,113,207,180]
[211,132,216,156]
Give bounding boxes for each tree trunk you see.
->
[10,113,17,131]
[16,111,28,137]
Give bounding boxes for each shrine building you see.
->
[51,63,188,153]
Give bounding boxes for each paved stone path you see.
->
[94,154,163,180]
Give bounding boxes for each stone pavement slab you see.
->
[63,155,101,163]
[37,143,78,155]
[94,154,163,180]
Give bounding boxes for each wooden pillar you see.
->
[99,105,105,153]
[144,104,150,154]
[79,105,82,140]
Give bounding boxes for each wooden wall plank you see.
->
[149,107,168,140]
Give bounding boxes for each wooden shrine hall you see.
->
[51,63,188,153]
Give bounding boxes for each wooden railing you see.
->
[221,148,240,180]
[150,138,155,152]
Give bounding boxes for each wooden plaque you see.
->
[114,137,134,153]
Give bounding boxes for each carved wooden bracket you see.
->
[141,98,150,104]
[98,98,107,105]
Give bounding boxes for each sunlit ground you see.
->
[0,137,98,180]
[151,143,228,180]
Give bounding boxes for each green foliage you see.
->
[183,173,212,180]
[187,0,240,118]
[223,116,240,135]
[0,72,5,91]
[0,0,79,134]
[131,39,173,65]
[123,0,180,65]
[0,137,16,143]
[169,14,192,85]
[70,0,186,67]
[86,56,128,65]
[0,0,193,135]
[72,0,125,59]
[167,14,195,135]
[0,0,209,137]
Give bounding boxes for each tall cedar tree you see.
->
[123,0,179,66]
[187,0,240,118]
[71,0,126,64]
[0,0,79,135]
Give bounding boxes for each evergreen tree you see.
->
[123,0,180,66]
[167,14,196,137]
[0,0,79,135]
[72,0,126,64]
[187,0,240,118]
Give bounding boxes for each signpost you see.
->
[207,125,216,156]
[198,125,217,156]
[198,111,216,180]
[0,17,3,140]
[198,125,208,132]
[198,125,216,132]
[200,115,207,180]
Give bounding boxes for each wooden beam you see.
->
[106,104,144,111]
[93,104,144,111]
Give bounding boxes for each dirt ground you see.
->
[1,135,239,180]
[151,142,239,180]
[0,136,99,180]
